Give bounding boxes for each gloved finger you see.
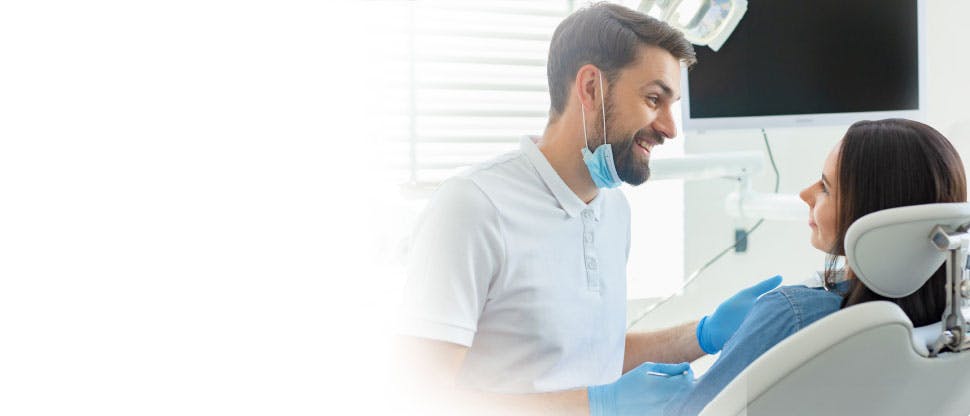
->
[739,275,783,298]
[650,365,694,381]
[637,362,691,376]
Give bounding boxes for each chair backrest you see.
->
[700,301,970,416]
[701,203,970,416]
[846,202,970,297]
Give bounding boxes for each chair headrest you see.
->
[845,202,970,298]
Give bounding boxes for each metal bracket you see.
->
[928,225,970,356]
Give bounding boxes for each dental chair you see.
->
[699,202,970,416]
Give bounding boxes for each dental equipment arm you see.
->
[920,225,970,354]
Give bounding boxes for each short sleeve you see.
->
[397,177,505,347]
[664,291,799,415]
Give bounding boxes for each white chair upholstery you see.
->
[700,203,970,416]
[846,202,970,298]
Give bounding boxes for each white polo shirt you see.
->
[400,137,631,394]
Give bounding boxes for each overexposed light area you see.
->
[675,0,706,27]
[623,103,686,299]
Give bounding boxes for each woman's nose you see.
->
[799,186,812,206]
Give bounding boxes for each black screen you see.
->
[687,0,919,119]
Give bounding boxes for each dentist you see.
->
[396,3,781,415]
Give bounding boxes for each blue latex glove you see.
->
[588,362,694,416]
[696,275,783,354]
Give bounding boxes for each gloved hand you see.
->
[588,362,694,416]
[696,275,783,354]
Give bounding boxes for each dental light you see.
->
[637,0,748,51]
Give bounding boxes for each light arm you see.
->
[393,336,589,416]
[623,321,705,373]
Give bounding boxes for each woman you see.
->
[664,118,967,415]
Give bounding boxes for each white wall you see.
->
[629,0,970,332]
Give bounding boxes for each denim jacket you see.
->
[664,281,851,415]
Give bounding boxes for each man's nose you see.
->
[652,106,676,140]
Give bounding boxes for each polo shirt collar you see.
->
[520,136,604,220]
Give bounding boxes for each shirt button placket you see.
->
[581,209,599,291]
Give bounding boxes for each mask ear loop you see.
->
[598,71,607,147]
[579,90,589,150]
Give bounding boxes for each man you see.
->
[395,3,781,415]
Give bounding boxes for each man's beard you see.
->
[587,97,658,186]
[612,136,651,186]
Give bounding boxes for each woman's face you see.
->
[799,143,840,251]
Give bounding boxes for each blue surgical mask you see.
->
[581,144,621,189]
[580,72,622,189]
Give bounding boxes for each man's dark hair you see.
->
[546,2,696,119]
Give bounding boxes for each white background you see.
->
[3,1,970,415]
[2,1,372,414]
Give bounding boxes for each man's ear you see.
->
[573,64,603,112]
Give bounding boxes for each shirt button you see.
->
[587,257,598,270]
[582,210,593,220]
[584,233,594,243]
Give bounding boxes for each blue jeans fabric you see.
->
[664,282,850,415]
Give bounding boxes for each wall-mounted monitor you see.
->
[682,0,924,131]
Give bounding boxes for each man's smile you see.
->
[634,132,663,157]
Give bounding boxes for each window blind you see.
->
[377,1,573,195]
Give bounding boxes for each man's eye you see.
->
[646,96,659,105]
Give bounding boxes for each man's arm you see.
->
[393,336,589,416]
[623,321,704,373]
[623,276,784,372]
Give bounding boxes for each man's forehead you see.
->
[622,45,682,97]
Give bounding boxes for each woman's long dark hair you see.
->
[824,119,967,327]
